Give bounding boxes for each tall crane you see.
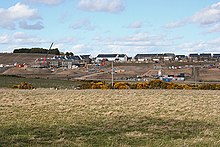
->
[42,42,54,67]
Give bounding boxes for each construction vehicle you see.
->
[42,42,54,68]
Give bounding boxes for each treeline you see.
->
[13,48,60,55]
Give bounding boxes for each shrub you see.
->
[181,84,192,90]
[91,82,110,89]
[148,80,168,89]
[79,80,220,90]
[129,83,137,89]
[114,82,130,89]
[13,82,34,89]
[198,84,220,90]
[80,82,93,89]
[136,82,149,89]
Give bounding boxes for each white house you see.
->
[163,53,175,61]
[117,54,128,62]
[96,54,128,62]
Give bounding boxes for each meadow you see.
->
[1,89,220,146]
[0,75,86,89]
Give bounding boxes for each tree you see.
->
[69,52,74,56]
[13,48,60,55]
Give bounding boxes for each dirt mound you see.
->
[2,67,51,75]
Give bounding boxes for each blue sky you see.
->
[1,0,220,56]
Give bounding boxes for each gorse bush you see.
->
[148,79,168,89]
[136,82,149,89]
[91,81,110,89]
[114,82,130,89]
[80,80,220,90]
[198,84,220,90]
[13,82,34,89]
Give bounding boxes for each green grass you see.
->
[0,117,218,146]
[0,75,87,89]
[1,89,220,146]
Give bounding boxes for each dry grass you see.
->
[1,89,220,146]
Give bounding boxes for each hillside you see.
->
[0,53,53,65]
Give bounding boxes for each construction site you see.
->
[1,52,220,85]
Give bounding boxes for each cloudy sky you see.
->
[1,0,220,56]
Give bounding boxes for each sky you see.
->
[1,0,220,56]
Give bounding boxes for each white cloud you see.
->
[13,32,46,44]
[0,32,51,52]
[166,2,220,29]
[13,32,29,39]
[0,3,41,30]
[206,23,220,33]
[0,32,46,46]
[0,31,80,53]
[127,21,143,29]
[70,19,96,30]
[19,21,44,30]
[52,43,64,50]
[26,0,65,5]
[177,37,220,53]
[78,0,124,13]
[93,32,173,55]
[191,2,220,25]
[165,20,186,29]
[0,34,10,44]
[70,44,93,54]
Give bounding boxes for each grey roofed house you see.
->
[96,54,128,62]
[175,55,186,60]
[72,55,81,61]
[200,53,211,57]
[189,53,199,61]
[134,54,157,59]
[97,54,118,58]
[176,55,186,58]
[80,55,92,63]
[117,54,128,62]
[64,55,81,61]
[189,53,199,57]
[164,53,175,57]
[199,53,211,60]
[163,53,175,61]
[157,54,164,57]
[118,54,127,57]
[213,54,220,58]
[127,57,132,61]
[52,55,65,60]
[134,54,166,62]
[96,54,119,62]
[80,55,91,59]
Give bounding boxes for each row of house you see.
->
[35,53,220,68]
[35,55,91,68]
[188,53,220,61]
[134,53,220,62]
[134,53,176,62]
[95,53,220,63]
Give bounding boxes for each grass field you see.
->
[1,89,220,146]
[0,75,86,89]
